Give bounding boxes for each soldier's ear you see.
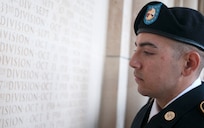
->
[182,51,200,76]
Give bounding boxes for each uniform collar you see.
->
[146,82,204,127]
[164,77,201,108]
[148,77,202,121]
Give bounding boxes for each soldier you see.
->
[130,1,204,128]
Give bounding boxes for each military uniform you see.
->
[131,1,204,127]
[134,1,204,50]
[131,83,204,128]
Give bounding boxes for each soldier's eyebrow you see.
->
[135,42,158,48]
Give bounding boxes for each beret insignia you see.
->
[144,3,162,25]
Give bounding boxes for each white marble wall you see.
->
[0,0,108,128]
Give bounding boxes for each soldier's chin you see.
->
[137,86,149,97]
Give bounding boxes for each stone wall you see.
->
[0,0,108,128]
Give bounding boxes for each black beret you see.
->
[134,1,204,51]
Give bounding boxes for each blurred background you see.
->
[0,0,203,128]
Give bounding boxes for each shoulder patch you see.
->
[200,101,204,113]
[144,3,162,25]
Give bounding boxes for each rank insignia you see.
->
[164,111,175,121]
[144,3,162,25]
[200,101,204,113]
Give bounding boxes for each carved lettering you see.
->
[0,29,29,44]
[0,117,23,128]
[0,42,33,56]
[0,16,34,33]
[6,68,38,79]
[0,55,31,68]
[0,0,97,127]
